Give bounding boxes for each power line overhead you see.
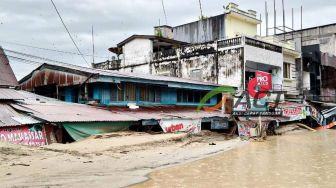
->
[50,0,89,66]
[161,0,168,25]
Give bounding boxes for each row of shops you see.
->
[0,48,334,146]
[0,86,327,145]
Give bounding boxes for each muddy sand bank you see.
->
[0,131,245,188]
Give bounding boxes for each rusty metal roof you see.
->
[0,103,41,127]
[19,62,221,88]
[0,88,25,100]
[0,47,18,87]
[104,106,230,120]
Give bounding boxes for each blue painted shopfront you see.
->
[83,82,220,107]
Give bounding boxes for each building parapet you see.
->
[245,37,282,53]
[92,60,121,70]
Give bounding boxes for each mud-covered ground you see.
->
[0,131,245,188]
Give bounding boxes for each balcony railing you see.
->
[217,37,242,48]
[245,37,282,53]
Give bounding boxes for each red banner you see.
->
[255,71,272,91]
[0,125,47,146]
[248,71,272,99]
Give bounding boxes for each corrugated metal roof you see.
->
[0,88,24,100]
[104,106,230,120]
[10,102,139,123]
[0,103,41,127]
[16,90,59,102]
[0,47,18,86]
[20,62,221,88]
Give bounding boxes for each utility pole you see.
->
[92,25,95,66]
[198,0,204,19]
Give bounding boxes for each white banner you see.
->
[159,119,201,134]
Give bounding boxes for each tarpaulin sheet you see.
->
[63,122,131,141]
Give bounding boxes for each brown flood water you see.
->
[132,130,336,188]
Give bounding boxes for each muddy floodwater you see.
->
[132,130,336,188]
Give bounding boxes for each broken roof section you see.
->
[10,90,139,123]
[0,88,24,100]
[104,106,230,120]
[5,89,228,125]
[0,47,18,87]
[0,103,41,127]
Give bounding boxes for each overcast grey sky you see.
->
[1,0,335,80]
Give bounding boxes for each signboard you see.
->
[211,118,229,130]
[159,119,201,134]
[0,125,47,146]
[233,111,282,116]
[256,71,273,91]
[248,71,272,99]
[237,121,255,137]
[282,107,306,121]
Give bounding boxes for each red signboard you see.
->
[283,107,303,116]
[255,71,272,91]
[248,71,272,99]
[0,125,47,146]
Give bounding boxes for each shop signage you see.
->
[0,125,47,146]
[232,111,282,116]
[159,119,201,134]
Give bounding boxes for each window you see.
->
[139,86,161,103]
[283,62,291,79]
[125,83,136,101]
[177,89,211,104]
[110,83,124,101]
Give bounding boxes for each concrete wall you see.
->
[180,55,217,83]
[173,14,226,44]
[225,13,258,38]
[278,24,336,44]
[282,50,300,96]
[122,38,153,67]
[244,45,283,68]
[277,24,336,102]
[217,48,243,88]
[152,43,218,84]
[119,64,150,74]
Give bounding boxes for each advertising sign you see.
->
[233,111,282,116]
[237,122,255,137]
[159,119,201,134]
[0,125,47,146]
[248,71,273,99]
[282,107,307,121]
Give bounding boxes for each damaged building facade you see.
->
[277,24,336,127]
[96,2,304,100]
[277,24,336,103]
[91,2,315,137]
[19,62,235,137]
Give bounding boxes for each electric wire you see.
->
[161,0,168,25]
[4,48,67,65]
[0,40,107,58]
[50,0,89,66]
